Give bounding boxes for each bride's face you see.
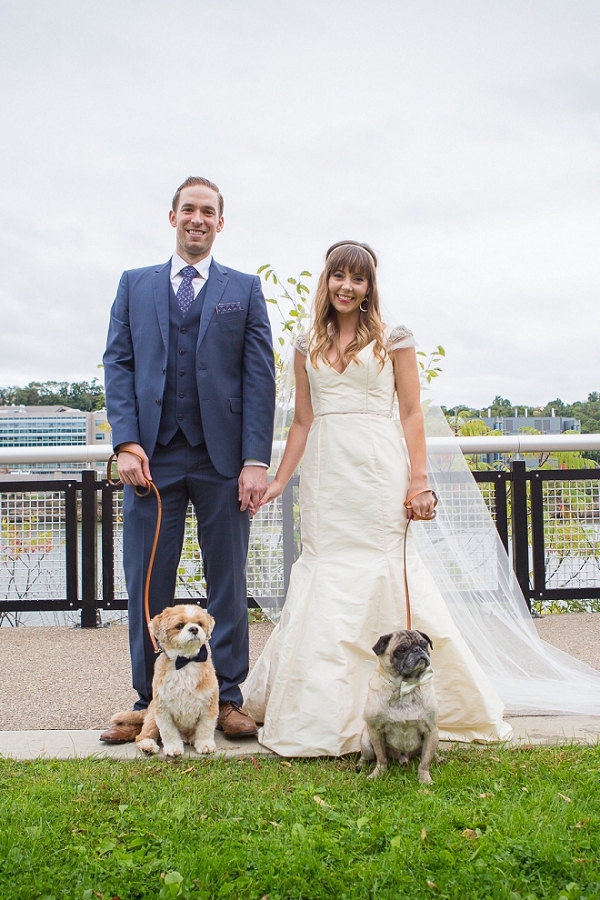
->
[327,267,369,317]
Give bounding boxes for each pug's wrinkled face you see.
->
[373,630,433,679]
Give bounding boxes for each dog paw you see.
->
[194,740,216,755]
[418,770,433,784]
[367,766,385,780]
[137,738,160,755]
[163,743,184,758]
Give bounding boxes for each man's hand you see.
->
[117,443,152,487]
[238,465,268,514]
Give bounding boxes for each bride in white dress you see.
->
[242,240,512,756]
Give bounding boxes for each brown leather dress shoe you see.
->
[217,702,258,739]
[99,722,142,744]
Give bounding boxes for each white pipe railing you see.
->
[1,433,600,466]
[0,446,113,465]
[443,434,600,453]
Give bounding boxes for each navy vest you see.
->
[157,283,206,447]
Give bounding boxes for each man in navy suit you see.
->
[100,176,275,741]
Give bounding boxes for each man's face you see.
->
[169,185,224,262]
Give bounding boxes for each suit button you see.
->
[177,414,183,420]
[155,399,161,406]
[180,327,187,334]
[179,349,186,355]
[161,367,166,374]
[178,392,184,398]
[179,370,185,376]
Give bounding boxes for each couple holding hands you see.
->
[101,175,599,757]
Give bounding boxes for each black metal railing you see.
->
[2,462,600,624]
[473,460,600,611]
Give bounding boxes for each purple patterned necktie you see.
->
[176,265,199,315]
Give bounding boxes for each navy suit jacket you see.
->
[103,259,276,478]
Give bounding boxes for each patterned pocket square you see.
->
[216,302,243,314]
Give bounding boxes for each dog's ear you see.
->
[417,631,433,650]
[149,610,167,644]
[372,633,393,657]
[203,612,215,639]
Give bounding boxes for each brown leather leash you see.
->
[107,450,162,653]
[402,489,438,630]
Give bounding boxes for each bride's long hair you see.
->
[308,241,386,370]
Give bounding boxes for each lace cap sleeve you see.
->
[294,333,309,356]
[387,325,416,352]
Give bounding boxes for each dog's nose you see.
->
[188,626,198,635]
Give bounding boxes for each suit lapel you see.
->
[152,262,171,351]
[197,260,228,350]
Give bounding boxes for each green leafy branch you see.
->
[417,345,445,383]
[258,265,312,382]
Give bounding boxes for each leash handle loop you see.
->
[404,488,438,521]
[107,450,162,653]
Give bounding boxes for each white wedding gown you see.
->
[242,332,512,756]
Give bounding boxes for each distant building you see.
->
[0,406,110,476]
[461,413,582,468]
[480,414,580,435]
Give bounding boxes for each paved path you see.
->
[1,616,600,759]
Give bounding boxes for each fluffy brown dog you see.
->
[113,605,219,757]
[357,629,439,782]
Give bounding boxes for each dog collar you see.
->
[175,645,208,670]
[380,665,434,697]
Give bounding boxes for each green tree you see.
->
[0,379,105,411]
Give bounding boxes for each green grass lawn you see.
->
[1,744,599,900]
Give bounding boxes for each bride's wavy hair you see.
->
[308,241,386,370]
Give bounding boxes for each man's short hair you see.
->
[172,177,224,217]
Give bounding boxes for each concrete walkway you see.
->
[2,714,600,761]
[1,616,600,759]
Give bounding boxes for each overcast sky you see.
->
[1,0,598,408]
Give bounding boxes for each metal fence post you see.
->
[101,480,116,611]
[509,460,531,610]
[80,470,98,627]
[64,480,79,611]
[493,472,510,554]
[529,471,546,606]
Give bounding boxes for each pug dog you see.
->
[356,629,438,782]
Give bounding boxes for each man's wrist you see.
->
[116,442,139,453]
[243,459,268,467]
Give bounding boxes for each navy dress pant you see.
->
[122,432,250,709]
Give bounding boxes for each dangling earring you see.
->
[360,297,369,313]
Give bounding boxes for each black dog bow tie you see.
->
[175,645,208,669]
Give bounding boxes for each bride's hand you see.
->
[258,479,285,509]
[405,488,437,520]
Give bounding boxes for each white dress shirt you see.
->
[170,253,212,298]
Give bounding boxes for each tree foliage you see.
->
[0,379,105,412]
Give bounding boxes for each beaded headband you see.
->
[326,241,377,265]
